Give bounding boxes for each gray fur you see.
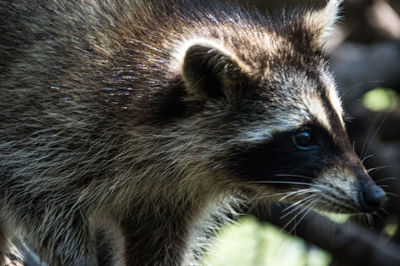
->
[0,0,380,265]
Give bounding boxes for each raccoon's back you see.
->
[0,1,156,137]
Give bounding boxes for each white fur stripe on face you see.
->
[320,72,345,126]
[306,95,332,132]
[239,91,344,145]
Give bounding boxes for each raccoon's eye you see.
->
[293,130,315,150]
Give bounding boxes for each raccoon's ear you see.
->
[181,42,245,101]
[303,0,343,47]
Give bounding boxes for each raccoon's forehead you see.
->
[237,70,344,143]
[267,69,343,128]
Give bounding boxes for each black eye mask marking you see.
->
[229,121,343,187]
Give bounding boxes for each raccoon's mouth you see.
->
[290,181,387,215]
[245,175,386,214]
[268,180,387,215]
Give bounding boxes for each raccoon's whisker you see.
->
[281,194,316,217]
[282,202,309,217]
[275,174,313,180]
[281,198,310,214]
[318,191,358,212]
[256,191,290,199]
[255,188,317,204]
[362,112,389,159]
[361,154,374,164]
[283,194,316,212]
[342,80,386,97]
[283,198,318,235]
[281,206,305,234]
[376,177,397,184]
[386,192,400,198]
[248,181,311,186]
[381,208,390,215]
[360,119,380,162]
[289,199,318,235]
[281,196,316,227]
[281,195,316,223]
[279,188,318,202]
[366,213,374,228]
[255,191,300,201]
[249,190,304,205]
[360,112,381,159]
[366,165,388,174]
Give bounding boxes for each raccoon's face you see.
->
[171,0,386,214]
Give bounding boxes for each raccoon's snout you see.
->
[359,182,387,212]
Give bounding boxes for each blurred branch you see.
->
[248,203,400,266]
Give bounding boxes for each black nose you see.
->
[359,183,387,212]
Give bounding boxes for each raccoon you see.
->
[0,0,386,265]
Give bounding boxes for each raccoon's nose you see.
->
[359,183,387,212]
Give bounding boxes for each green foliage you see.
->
[383,216,399,238]
[318,212,349,224]
[202,216,331,266]
[362,88,398,112]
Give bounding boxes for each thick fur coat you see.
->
[0,0,385,265]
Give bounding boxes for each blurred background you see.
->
[202,0,400,265]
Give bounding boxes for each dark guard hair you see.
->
[0,0,386,265]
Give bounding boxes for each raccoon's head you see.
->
[169,0,386,214]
